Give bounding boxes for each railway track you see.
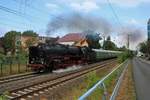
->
[5,59,116,100]
[0,72,37,84]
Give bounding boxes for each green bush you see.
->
[0,52,28,64]
[118,50,134,63]
[0,53,5,63]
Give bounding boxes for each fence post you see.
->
[26,61,28,72]
[18,61,20,73]
[0,63,2,76]
[26,55,28,72]
[10,61,12,74]
[102,83,107,100]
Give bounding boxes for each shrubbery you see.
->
[118,50,134,63]
[0,52,28,64]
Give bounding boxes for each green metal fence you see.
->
[0,56,30,77]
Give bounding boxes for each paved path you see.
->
[132,58,150,100]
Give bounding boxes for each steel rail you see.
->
[5,59,116,100]
[0,72,37,84]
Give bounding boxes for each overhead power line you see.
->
[106,0,123,28]
[0,5,35,23]
[0,4,49,29]
[106,0,131,48]
[13,0,65,21]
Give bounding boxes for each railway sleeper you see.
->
[18,91,27,94]
[12,92,21,96]
[5,95,15,99]
[24,89,33,92]
[29,87,37,90]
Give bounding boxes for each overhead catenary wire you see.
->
[106,0,123,28]
[0,4,45,30]
[13,0,65,21]
[106,0,126,46]
[0,5,36,23]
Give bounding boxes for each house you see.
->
[39,36,59,44]
[75,39,89,47]
[21,35,38,49]
[38,36,47,43]
[21,35,59,49]
[57,33,85,45]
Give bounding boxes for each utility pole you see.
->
[127,34,130,55]
[127,34,130,49]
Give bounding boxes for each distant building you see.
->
[20,35,59,49]
[75,39,89,47]
[21,35,38,49]
[38,36,48,43]
[57,33,85,45]
[39,36,59,44]
[148,19,150,40]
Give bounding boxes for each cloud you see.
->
[70,1,99,13]
[46,0,150,13]
[107,0,150,7]
[46,3,60,10]
[45,3,62,14]
[125,19,140,25]
[0,27,8,37]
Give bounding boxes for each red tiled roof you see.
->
[57,33,85,42]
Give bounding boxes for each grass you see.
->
[117,50,134,63]
[61,62,119,100]
[116,61,136,100]
[0,96,6,100]
[0,91,8,100]
[87,63,125,99]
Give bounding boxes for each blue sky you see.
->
[0,0,150,49]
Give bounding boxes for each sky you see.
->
[0,0,150,50]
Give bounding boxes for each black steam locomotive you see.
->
[28,43,120,72]
[28,43,94,72]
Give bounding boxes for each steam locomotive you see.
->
[28,43,121,72]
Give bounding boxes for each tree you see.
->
[25,37,37,48]
[107,36,111,41]
[22,30,38,37]
[85,31,101,49]
[4,31,21,55]
[103,36,117,50]
[118,46,127,51]
[147,40,150,56]
[139,42,147,54]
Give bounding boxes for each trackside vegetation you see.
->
[118,50,134,63]
[60,62,118,100]
[0,52,29,77]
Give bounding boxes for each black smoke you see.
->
[118,26,146,47]
[46,12,112,36]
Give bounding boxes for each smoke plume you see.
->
[118,26,146,48]
[46,12,112,36]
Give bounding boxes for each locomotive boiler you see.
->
[28,43,92,72]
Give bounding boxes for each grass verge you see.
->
[61,62,119,100]
[116,61,136,100]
